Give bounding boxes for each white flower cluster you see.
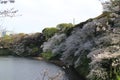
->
[42,33,66,53]
[100,0,120,12]
[87,67,108,80]
[87,45,120,79]
[42,12,120,79]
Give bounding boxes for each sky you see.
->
[0,0,103,33]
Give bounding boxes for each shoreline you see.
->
[32,57,85,80]
[0,56,85,80]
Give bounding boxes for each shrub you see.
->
[42,27,59,40]
[56,23,74,34]
[41,51,53,60]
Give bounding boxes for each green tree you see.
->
[56,23,74,33]
[42,27,59,40]
[0,35,14,48]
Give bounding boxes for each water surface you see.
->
[0,57,68,80]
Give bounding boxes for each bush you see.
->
[56,23,74,34]
[41,51,54,60]
[42,27,59,40]
[0,48,12,56]
[31,47,39,53]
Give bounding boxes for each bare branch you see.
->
[0,0,15,4]
[0,8,18,17]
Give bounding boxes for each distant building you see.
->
[0,30,14,37]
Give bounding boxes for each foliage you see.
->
[0,48,12,56]
[116,74,120,80]
[56,23,74,33]
[31,47,39,54]
[0,33,45,56]
[94,12,111,19]
[0,33,28,49]
[110,0,120,10]
[11,33,45,56]
[41,51,53,60]
[42,23,74,40]
[42,11,120,80]
[42,27,58,40]
[0,35,14,48]
[100,0,120,13]
[75,52,90,77]
[87,57,120,80]
[42,33,66,58]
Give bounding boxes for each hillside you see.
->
[42,11,120,80]
[0,0,120,79]
[0,11,119,80]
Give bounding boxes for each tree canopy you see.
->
[56,23,74,33]
[100,0,120,13]
[42,27,59,40]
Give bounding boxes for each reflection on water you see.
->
[0,57,68,80]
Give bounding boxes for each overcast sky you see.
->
[0,0,103,33]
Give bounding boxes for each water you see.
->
[0,57,68,80]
